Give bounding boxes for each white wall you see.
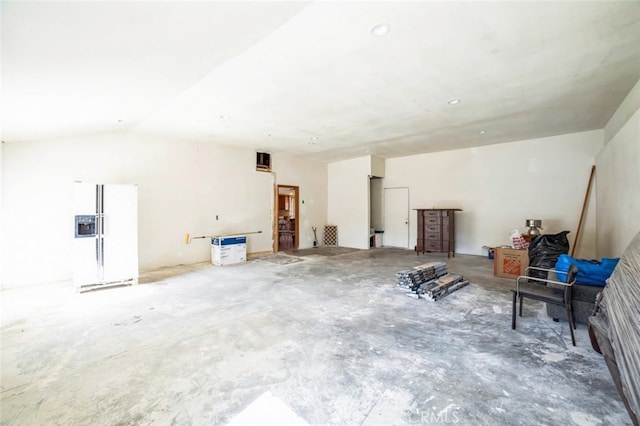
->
[604,78,640,145]
[0,141,4,289]
[371,155,385,178]
[384,130,602,258]
[272,152,327,248]
[327,156,370,249]
[1,133,327,288]
[596,79,640,258]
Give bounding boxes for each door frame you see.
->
[273,184,300,252]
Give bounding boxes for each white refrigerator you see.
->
[73,182,138,291]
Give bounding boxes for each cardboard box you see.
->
[211,235,247,266]
[493,247,529,278]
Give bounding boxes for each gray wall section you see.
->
[596,79,640,258]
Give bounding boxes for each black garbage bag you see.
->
[528,231,571,281]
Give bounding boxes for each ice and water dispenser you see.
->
[74,215,96,238]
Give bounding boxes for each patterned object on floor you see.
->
[324,225,338,246]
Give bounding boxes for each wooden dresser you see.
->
[415,208,462,258]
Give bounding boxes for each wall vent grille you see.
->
[256,152,271,172]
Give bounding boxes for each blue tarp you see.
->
[555,254,619,287]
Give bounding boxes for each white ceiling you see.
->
[2,1,640,162]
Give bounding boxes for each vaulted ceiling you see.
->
[2,1,640,162]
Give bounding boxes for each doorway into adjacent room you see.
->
[274,185,299,251]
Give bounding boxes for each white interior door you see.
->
[384,187,409,248]
[102,184,138,283]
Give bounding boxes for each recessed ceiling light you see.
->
[448,99,461,105]
[371,23,390,37]
[479,130,487,134]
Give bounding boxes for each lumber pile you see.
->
[396,262,469,301]
[396,262,447,291]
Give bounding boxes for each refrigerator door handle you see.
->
[96,185,105,280]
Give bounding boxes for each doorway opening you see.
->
[369,176,384,248]
[274,185,299,252]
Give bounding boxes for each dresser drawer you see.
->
[423,210,440,218]
[425,217,439,226]
[424,241,444,251]
[425,224,440,233]
[425,232,440,240]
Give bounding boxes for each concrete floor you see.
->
[0,248,630,426]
